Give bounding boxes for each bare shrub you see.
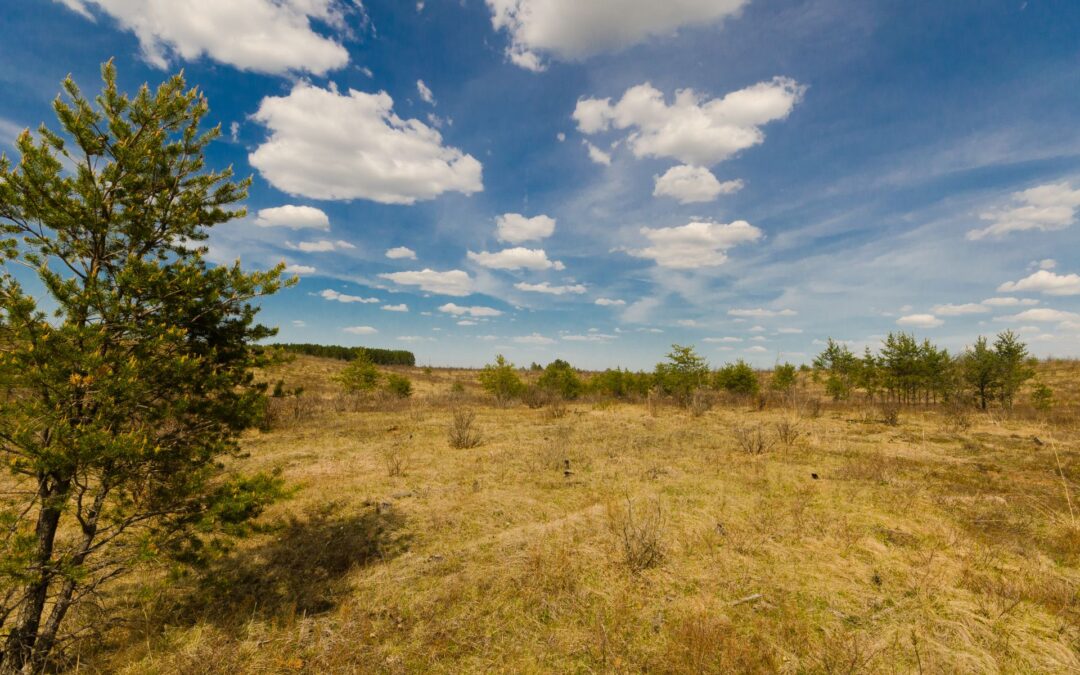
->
[942,400,971,433]
[535,424,574,472]
[332,391,366,414]
[608,497,665,573]
[261,390,321,430]
[880,402,901,426]
[381,442,409,477]
[545,397,568,420]
[774,419,802,448]
[646,387,662,417]
[799,396,822,419]
[688,389,712,417]
[734,424,775,455]
[408,400,429,424]
[448,407,483,449]
[521,385,550,410]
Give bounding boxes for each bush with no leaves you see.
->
[545,397,569,420]
[608,497,665,573]
[734,424,775,455]
[774,419,801,447]
[880,402,901,426]
[448,407,483,449]
[688,388,712,417]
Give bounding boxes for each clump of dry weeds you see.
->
[734,423,776,455]
[448,406,483,448]
[607,496,665,573]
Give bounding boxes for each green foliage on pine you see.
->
[335,353,381,392]
[770,362,798,394]
[655,344,710,405]
[813,331,1036,409]
[0,62,287,671]
[714,360,760,396]
[813,338,858,401]
[478,355,524,404]
[1031,381,1054,412]
[537,359,583,400]
[384,373,413,399]
[586,368,654,399]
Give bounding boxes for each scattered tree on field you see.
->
[0,63,285,671]
[655,344,709,405]
[714,360,760,396]
[770,362,798,395]
[478,354,524,404]
[537,359,582,400]
[335,352,381,393]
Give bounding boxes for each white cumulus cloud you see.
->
[496,213,556,243]
[583,141,612,165]
[467,247,564,271]
[416,79,436,105]
[896,314,944,328]
[250,82,483,204]
[995,308,1079,323]
[595,298,626,306]
[514,281,587,295]
[653,165,743,203]
[998,270,1080,296]
[319,289,379,304]
[380,269,473,296]
[486,0,747,70]
[344,325,378,335]
[629,220,762,269]
[290,239,355,253]
[931,303,989,316]
[255,205,330,229]
[574,78,804,166]
[58,0,356,75]
[967,181,1080,240]
[284,264,316,275]
[981,297,1039,307]
[438,303,503,317]
[385,246,418,260]
[382,304,409,312]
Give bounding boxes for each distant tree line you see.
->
[813,330,1036,408]
[468,332,1045,412]
[270,342,416,366]
[473,347,782,406]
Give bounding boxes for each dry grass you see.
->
[59,355,1080,673]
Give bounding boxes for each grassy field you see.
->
[84,356,1080,673]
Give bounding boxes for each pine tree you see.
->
[813,338,857,401]
[656,344,709,405]
[0,63,287,671]
[478,354,524,404]
[961,336,998,410]
[993,330,1034,408]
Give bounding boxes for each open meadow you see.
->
[3,5,1080,673]
[77,355,1080,674]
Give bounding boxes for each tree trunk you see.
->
[26,484,109,672]
[1,477,69,674]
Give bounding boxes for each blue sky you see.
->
[2,0,1079,369]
